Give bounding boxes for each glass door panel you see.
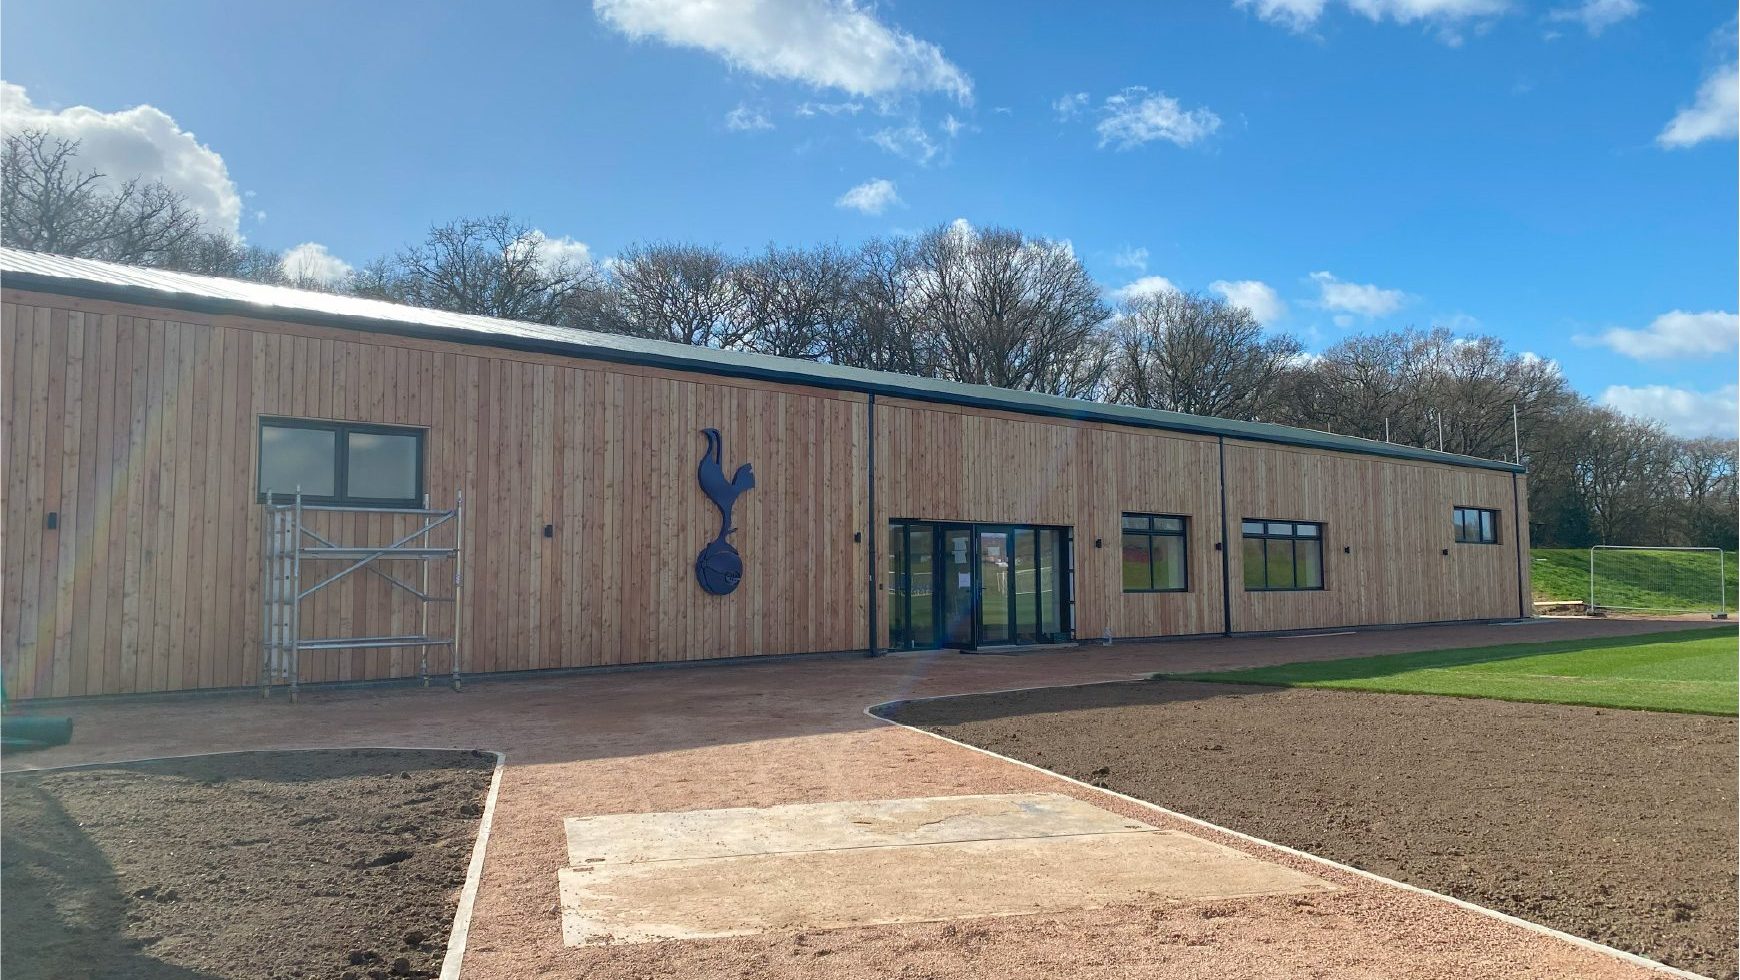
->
[940,526,974,647]
[1038,528,1062,641]
[887,524,909,648]
[1013,527,1038,642]
[907,523,936,646]
[978,529,1011,645]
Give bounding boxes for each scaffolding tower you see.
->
[262,491,464,702]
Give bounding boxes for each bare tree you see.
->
[905,223,1110,397]
[364,215,601,324]
[1104,289,1302,419]
[596,242,744,346]
[2,130,203,265]
[829,236,933,375]
[730,244,854,359]
[161,231,288,284]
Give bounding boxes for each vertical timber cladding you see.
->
[872,397,1226,646]
[1221,439,1528,632]
[0,292,870,699]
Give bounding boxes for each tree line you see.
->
[5,130,1733,549]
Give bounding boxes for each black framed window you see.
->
[258,417,425,507]
[1121,514,1188,592]
[1241,519,1325,591]
[1454,506,1499,544]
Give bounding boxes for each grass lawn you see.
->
[1162,626,1739,715]
[1532,547,1738,612]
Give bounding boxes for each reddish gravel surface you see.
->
[887,681,1739,979]
[4,617,1712,979]
[1,749,494,980]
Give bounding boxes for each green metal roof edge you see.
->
[0,251,1525,474]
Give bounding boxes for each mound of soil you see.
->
[1,748,494,980]
[886,682,1738,979]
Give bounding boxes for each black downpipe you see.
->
[1218,436,1234,636]
[1511,472,1526,618]
[866,393,880,656]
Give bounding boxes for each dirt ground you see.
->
[887,681,1739,979]
[1,749,494,980]
[3,617,1719,979]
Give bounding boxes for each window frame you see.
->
[1120,513,1190,594]
[1453,506,1500,545]
[1240,518,1327,592]
[256,416,427,508]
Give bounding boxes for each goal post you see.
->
[1588,546,1731,618]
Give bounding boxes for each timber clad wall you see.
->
[2,292,867,700]
[873,398,1226,645]
[2,287,1528,701]
[1221,441,1525,631]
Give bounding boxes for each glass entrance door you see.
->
[888,520,1073,650]
[939,526,974,647]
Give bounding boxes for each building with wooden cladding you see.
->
[0,249,1532,700]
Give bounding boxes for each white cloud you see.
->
[1309,270,1409,319]
[1052,92,1090,120]
[279,243,353,287]
[1111,246,1149,272]
[1096,87,1221,149]
[0,81,242,236]
[1111,276,1180,302]
[835,178,901,215]
[795,99,863,116]
[869,123,940,163]
[1658,62,1738,148]
[513,229,595,276]
[1237,0,1505,40]
[593,0,971,103]
[1601,384,1739,438]
[1235,0,1328,32]
[724,103,773,131]
[1210,279,1289,324]
[1546,0,1640,36]
[1580,310,1739,360]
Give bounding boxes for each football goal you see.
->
[1588,546,1732,618]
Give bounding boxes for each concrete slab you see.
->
[564,792,1153,866]
[559,829,1334,945]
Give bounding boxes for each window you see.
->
[1241,520,1325,591]
[1121,514,1188,592]
[258,417,424,507]
[1454,506,1499,544]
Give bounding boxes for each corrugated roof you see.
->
[0,247,1523,473]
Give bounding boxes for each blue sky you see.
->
[4,0,1736,434]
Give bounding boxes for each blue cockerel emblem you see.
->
[695,428,755,595]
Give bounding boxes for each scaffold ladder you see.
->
[261,490,465,702]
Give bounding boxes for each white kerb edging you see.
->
[864,697,1711,980]
[440,749,505,980]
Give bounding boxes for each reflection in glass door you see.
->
[978,528,1011,644]
[940,526,974,647]
[888,520,1073,650]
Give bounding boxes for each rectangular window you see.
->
[1242,518,1326,591]
[1120,513,1189,592]
[258,417,425,507]
[1454,506,1499,544]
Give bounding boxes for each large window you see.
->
[1122,514,1188,592]
[258,417,424,507]
[1454,506,1499,544]
[1242,520,1324,591]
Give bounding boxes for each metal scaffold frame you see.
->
[261,490,465,702]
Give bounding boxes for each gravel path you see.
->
[6,617,1715,979]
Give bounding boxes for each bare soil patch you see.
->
[1,748,494,980]
[884,681,1738,979]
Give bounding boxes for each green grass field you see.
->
[1163,626,1739,715]
[1531,547,1738,612]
